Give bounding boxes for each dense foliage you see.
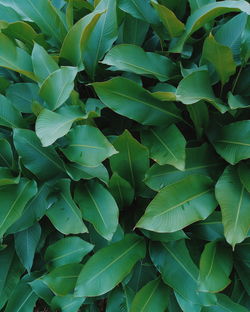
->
[0,0,250,311]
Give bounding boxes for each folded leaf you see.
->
[74,234,146,297]
[92,77,183,126]
[137,175,217,232]
[102,44,177,82]
[202,293,249,312]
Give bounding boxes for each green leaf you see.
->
[42,263,83,296]
[175,292,202,312]
[81,0,118,79]
[151,1,185,38]
[202,293,249,312]
[209,120,250,165]
[141,124,186,169]
[0,178,37,238]
[0,168,20,186]
[150,240,216,305]
[0,33,35,80]
[5,281,38,312]
[2,0,67,46]
[142,229,188,243]
[130,278,169,312]
[13,128,65,180]
[14,223,41,273]
[0,139,13,168]
[136,175,217,232]
[188,0,215,13]
[202,34,236,86]
[118,0,159,24]
[75,180,119,240]
[74,234,146,297]
[0,4,22,22]
[198,241,233,292]
[45,236,94,270]
[62,125,117,167]
[29,278,54,305]
[109,173,134,208]
[102,44,177,82]
[187,101,209,139]
[51,295,85,312]
[0,94,25,128]
[60,10,103,68]
[145,143,224,191]
[176,70,227,113]
[35,106,85,147]
[46,179,88,235]
[6,83,41,113]
[39,66,77,111]
[31,43,59,84]
[215,166,250,248]
[171,0,250,52]
[92,77,183,126]
[109,130,149,191]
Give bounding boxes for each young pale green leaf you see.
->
[145,143,224,191]
[198,241,233,292]
[119,0,159,24]
[130,278,169,312]
[75,180,119,241]
[75,234,146,297]
[39,66,77,111]
[0,179,37,238]
[109,173,134,208]
[215,166,250,248]
[109,130,149,190]
[102,44,177,82]
[136,175,217,232]
[46,179,88,235]
[31,43,59,84]
[202,34,236,86]
[42,264,83,296]
[3,0,67,46]
[62,125,117,167]
[51,295,85,312]
[92,77,183,126]
[0,33,35,80]
[13,128,65,180]
[14,223,41,274]
[150,240,216,305]
[66,163,109,184]
[141,124,186,169]
[171,0,250,52]
[202,293,249,312]
[45,236,94,270]
[151,1,185,38]
[209,120,250,165]
[5,281,38,312]
[6,83,41,113]
[0,94,25,128]
[81,0,118,79]
[176,70,227,113]
[35,106,85,147]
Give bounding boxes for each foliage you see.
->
[0,0,250,311]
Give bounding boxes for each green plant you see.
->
[0,0,250,311]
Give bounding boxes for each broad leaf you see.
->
[198,241,233,292]
[130,278,169,312]
[39,66,77,110]
[45,236,94,270]
[136,175,217,232]
[102,44,177,82]
[0,139,13,168]
[75,180,119,240]
[13,128,65,180]
[109,173,134,208]
[14,223,41,273]
[0,94,25,128]
[202,294,249,312]
[46,179,88,235]
[0,178,37,238]
[202,34,236,86]
[141,124,186,169]
[92,77,183,126]
[51,295,85,312]
[109,130,149,191]
[74,234,146,297]
[215,166,250,247]
[62,125,117,167]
